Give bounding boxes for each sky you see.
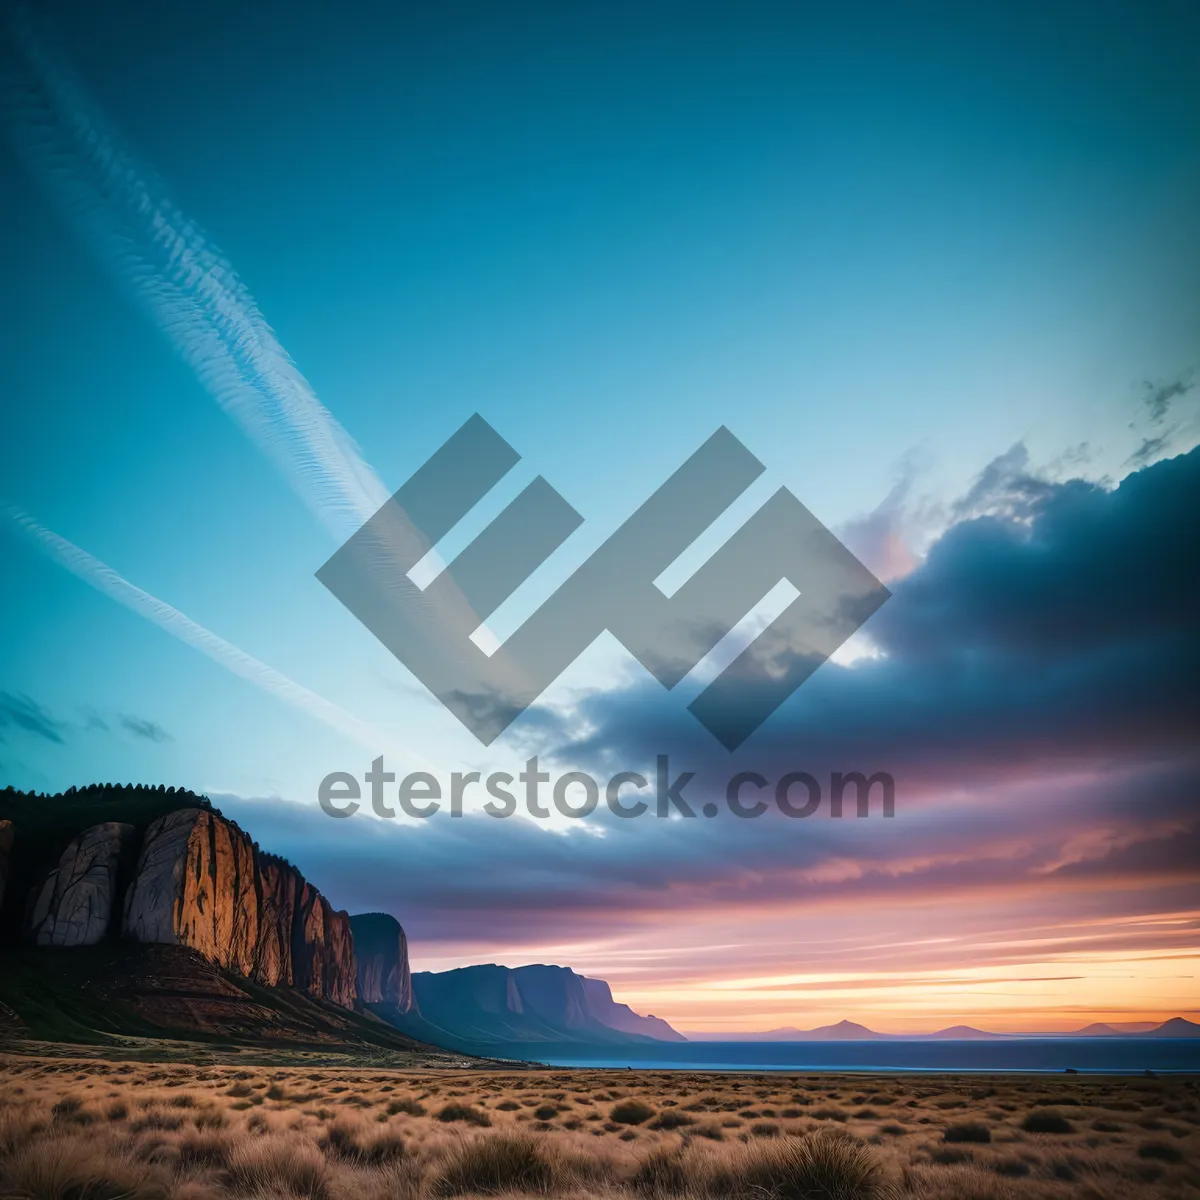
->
[0,0,1197,1033]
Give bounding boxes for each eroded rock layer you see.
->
[350,911,415,1012]
[121,807,355,1008]
[27,821,135,947]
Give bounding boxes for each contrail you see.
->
[0,3,390,543]
[3,505,435,773]
[0,2,499,667]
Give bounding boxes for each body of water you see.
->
[479,1038,1200,1074]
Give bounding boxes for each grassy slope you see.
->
[0,943,484,1067]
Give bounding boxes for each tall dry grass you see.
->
[0,1055,1195,1199]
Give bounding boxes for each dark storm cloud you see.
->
[542,446,1199,785]
[211,449,1199,955]
[213,756,1200,950]
[949,441,1057,522]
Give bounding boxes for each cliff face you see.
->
[175,810,260,978]
[510,964,593,1031]
[119,809,261,976]
[0,787,686,1050]
[579,976,688,1042]
[349,912,415,1012]
[255,858,297,988]
[291,882,356,1009]
[411,962,685,1044]
[26,822,135,947]
[120,807,356,1008]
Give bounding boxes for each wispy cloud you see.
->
[2,505,433,771]
[119,714,172,743]
[0,4,389,544]
[0,691,66,744]
[0,2,492,657]
[1127,372,1197,468]
[1142,374,1194,426]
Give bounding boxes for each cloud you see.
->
[194,446,1200,969]
[0,2,487,656]
[540,445,1199,787]
[1128,432,1175,469]
[949,441,1057,523]
[1127,373,1197,467]
[2,505,433,772]
[0,3,388,542]
[838,472,921,583]
[0,691,66,744]
[1142,374,1194,426]
[119,715,172,743]
[212,756,1199,964]
[1,696,169,746]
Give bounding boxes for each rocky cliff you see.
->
[255,858,298,988]
[0,787,365,1011]
[410,962,684,1044]
[291,881,356,1008]
[579,975,687,1042]
[0,786,685,1050]
[0,790,403,1018]
[350,912,415,1012]
[26,821,135,946]
[121,807,356,1008]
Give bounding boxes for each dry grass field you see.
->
[0,1054,1196,1199]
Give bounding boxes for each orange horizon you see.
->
[414,922,1200,1038]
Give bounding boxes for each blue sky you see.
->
[1,0,1197,1029]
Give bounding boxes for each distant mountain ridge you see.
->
[689,1017,1200,1041]
[394,963,686,1049]
[580,975,684,1042]
[1073,1021,1159,1036]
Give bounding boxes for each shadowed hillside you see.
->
[0,785,684,1062]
